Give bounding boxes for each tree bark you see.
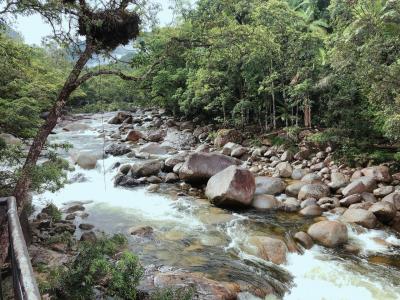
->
[13,44,94,207]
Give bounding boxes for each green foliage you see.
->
[40,234,144,300]
[42,203,62,222]
[151,287,194,300]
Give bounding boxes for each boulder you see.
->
[252,194,279,210]
[221,142,241,156]
[342,181,366,197]
[125,130,143,142]
[75,152,97,169]
[131,160,162,177]
[276,162,293,178]
[249,236,288,264]
[298,183,330,201]
[231,146,247,158]
[205,166,255,207]
[280,150,294,162]
[255,177,286,195]
[341,208,377,229]
[301,173,322,183]
[179,152,240,183]
[299,205,323,217]
[161,129,196,150]
[369,201,396,223]
[214,129,243,148]
[373,186,394,197]
[0,133,22,145]
[164,152,187,171]
[291,168,309,180]
[105,143,131,156]
[165,173,179,183]
[280,197,301,212]
[139,142,170,155]
[285,182,306,197]
[146,130,165,142]
[108,112,130,124]
[294,232,314,249]
[382,192,400,210]
[340,194,361,207]
[307,221,348,248]
[329,172,349,190]
[361,166,392,183]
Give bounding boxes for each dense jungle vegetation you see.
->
[1,0,400,196]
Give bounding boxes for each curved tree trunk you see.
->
[13,44,94,208]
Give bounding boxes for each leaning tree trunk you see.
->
[13,44,94,207]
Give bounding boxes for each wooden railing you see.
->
[0,197,40,300]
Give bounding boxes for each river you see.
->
[32,112,400,299]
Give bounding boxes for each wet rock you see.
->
[373,186,394,197]
[298,183,330,201]
[214,129,243,148]
[108,111,130,124]
[131,160,162,177]
[75,152,97,169]
[299,205,323,217]
[164,152,187,171]
[275,162,293,178]
[115,175,139,187]
[206,166,255,207]
[105,143,131,156]
[307,220,348,248]
[340,194,362,207]
[294,232,314,249]
[369,201,396,223]
[139,266,240,300]
[301,198,317,208]
[125,129,144,142]
[255,177,286,195]
[165,173,179,183]
[147,176,162,184]
[63,204,85,214]
[382,192,400,210]
[80,231,97,242]
[129,226,154,237]
[329,172,349,190]
[285,182,306,197]
[252,194,279,210]
[280,197,301,212]
[65,213,76,220]
[349,202,373,210]
[361,166,392,183]
[68,173,88,183]
[79,223,94,230]
[341,208,378,229]
[119,164,132,175]
[147,184,160,192]
[291,168,309,180]
[249,236,288,264]
[179,152,240,183]
[139,142,170,155]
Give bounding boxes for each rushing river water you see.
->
[32,113,400,300]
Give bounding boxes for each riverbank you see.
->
[28,109,400,299]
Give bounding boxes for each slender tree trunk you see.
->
[271,85,276,130]
[13,44,94,207]
[304,97,311,128]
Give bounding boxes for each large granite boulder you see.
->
[255,177,286,195]
[307,220,348,248]
[179,152,240,183]
[205,166,255,207]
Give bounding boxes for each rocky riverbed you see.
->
[29,109,400,299]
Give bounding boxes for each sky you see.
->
[13,0,177,45]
